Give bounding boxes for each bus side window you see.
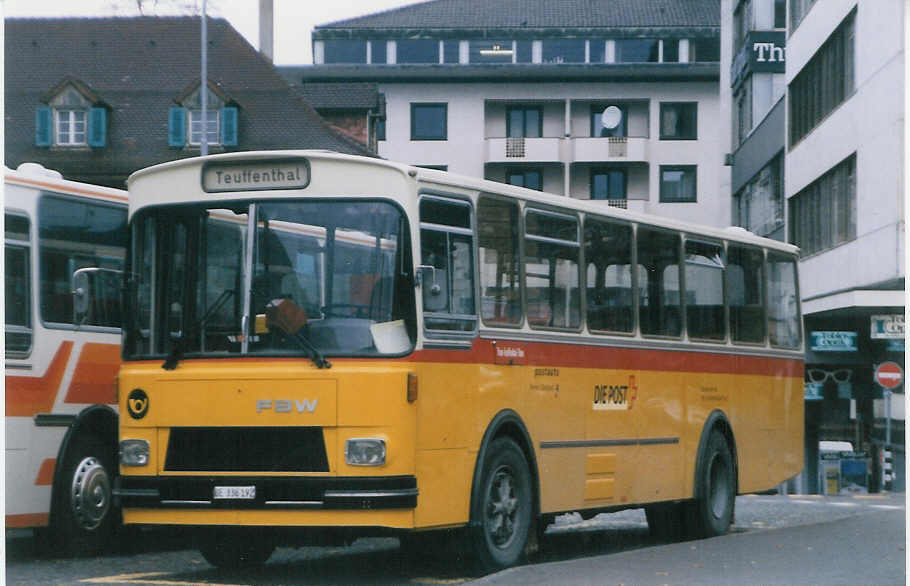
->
[768,252,801,349]
[5,213,32,355]
[478,195,521,327]
[419,196,477,333]
[38,195,127,328]
[524,209,580,330]
[728,244,765,344]
[637,227,681,337]
[584,217,633,333]
[684,239,725,341]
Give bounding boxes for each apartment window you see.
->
[590,40,606,63]
[733,0,752,52]
[35,84,107,148]
[734,76,753,146]
[590,104,626,137]
[371,40,387,64]
[660,103,697,140]
[375,117,386,141]
[790,0,820,31]
[323,40,367,64]
[443,40,460,64]
[506,169,542,191]
[774,0,786,28]
[691,38,721,62]
[411,103,447,140]
[541,39,585,63]
[590,169,626,200]
[516,41,533,63]
[506,106,542,138]
[659,166,697,203]
[397,39,439,63]
[189,109,219,146]
[168,85,237,148]
[470,40,512,63]
[663,40,680,62]
[616,39,659,63]
[733,154,783,237]
[789,11,855,145]
[788,154,856,257]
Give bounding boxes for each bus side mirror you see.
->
[72,267,123,326]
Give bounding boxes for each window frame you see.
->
[683,237,727,343]
[506,168,543,191]
[477,194,523,329]
[5,210,33,358]
[659,102,698,140]
[506,105,543,138]
[410,103,448,141]
[418,192,478,338]
[522,206,582,332]
[727,243,767,346]
[659,165,698,203]
[188,108,220,146]
[583,214,636,336]
[590,168,627,200]
[55,108,87,146]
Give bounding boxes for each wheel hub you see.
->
[486,467,519,547]
[71,456,110,530]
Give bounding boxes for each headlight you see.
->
[345,438,386,466]
[120,439,150,466]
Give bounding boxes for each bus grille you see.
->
[164,427,329,472]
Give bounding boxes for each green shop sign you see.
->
[810,331,857,352]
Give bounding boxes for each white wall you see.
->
[378,79,727,227]
[786,0,905,300]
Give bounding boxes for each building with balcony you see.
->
[283,0,728,227]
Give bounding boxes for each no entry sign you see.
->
[874,361,904,389]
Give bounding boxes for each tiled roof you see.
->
[276,75,381,110]
[317,0,719,30]
[5,17,374,187]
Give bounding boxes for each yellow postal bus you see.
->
[114,151,803,571]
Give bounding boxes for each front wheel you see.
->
[51,435,117,554]
[470,437,532,573]
[198,528,276,569]
[692,430,735,538]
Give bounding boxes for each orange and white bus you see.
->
[5,163,127,551]
[115,151,803,571]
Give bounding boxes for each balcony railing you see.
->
[571,136,649,162]
[486,137,562,163]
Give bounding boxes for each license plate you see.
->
[213,485,256,500]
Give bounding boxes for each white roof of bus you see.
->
[6,163,127,202]
[127,150,798,255]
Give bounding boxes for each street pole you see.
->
[200,0,208,157]
[884,388,892,446]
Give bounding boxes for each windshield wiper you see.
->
[290,330,332,369]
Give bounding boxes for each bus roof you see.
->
[127,150,798,256]
[6,163,127,203]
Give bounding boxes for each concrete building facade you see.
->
[292,0,731,227]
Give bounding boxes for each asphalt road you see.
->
[5,493,905,585]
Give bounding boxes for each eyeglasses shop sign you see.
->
[871,314,905,339]
[810,331,857,352]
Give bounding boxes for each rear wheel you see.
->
[51,435,117,555]
[692,430,735,538]
[198,528,276,569]
[470,437,532,573]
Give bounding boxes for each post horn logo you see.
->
[127,389,149,420]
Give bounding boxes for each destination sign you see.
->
[202,158,310,192]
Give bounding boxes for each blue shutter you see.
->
[168,107,186,147]
[88,107,107,148]
[221,107,238,146]
[35,107,52,147]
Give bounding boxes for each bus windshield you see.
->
[125,199,414,361]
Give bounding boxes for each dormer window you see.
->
[168,82,238,149]
[35,81,107,148]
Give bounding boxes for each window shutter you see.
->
[168,107,186,147]
[221,107,238,146]
[35,107,52,147]
[88,107,107,148]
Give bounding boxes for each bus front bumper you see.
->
[114,475,417,510]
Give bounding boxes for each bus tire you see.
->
[198,529,275,569]
[52,434,117,554]
[470,437,532,573]
[692,430,735,538]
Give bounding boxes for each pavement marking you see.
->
[852,494,888,500]
[787,494,823,499]
[869,504,905,510]
[828,502,858,507]
[80,572,247,586]
[789,499,823,505]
